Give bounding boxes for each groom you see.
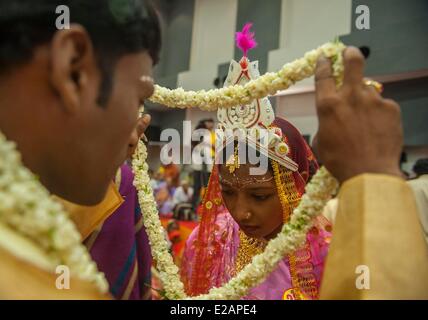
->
[0,0,160,298]
[0,0,158,206]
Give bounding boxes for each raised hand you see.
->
[314,47,403,183]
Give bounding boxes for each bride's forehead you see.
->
[219,163,273,184]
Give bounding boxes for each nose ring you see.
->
[246,212,251,219]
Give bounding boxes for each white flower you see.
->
[149,42,345,111]
[0,43,345,299]
[0,132,109,294]
[132,139,338,299]
[131,43,343,300]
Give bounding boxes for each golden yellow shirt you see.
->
[53,181,124,240]
[320,174,428,299]
[0,181,122,299]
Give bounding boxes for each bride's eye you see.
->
[252,194,271,201]
[221,189,235,196]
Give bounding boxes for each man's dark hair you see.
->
[413,158,428,177]
[0,0,161,105]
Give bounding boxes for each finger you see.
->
[137,114,151,136]
[315,56,337,103]
[382,98,402,122]
[315,56,338,117]
[343,47,365,88]
[364,84,382,99]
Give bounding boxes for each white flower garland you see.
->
[149,41,345,110]
[0,132,109,294]
[135,41,345,300]
[133,140,338,300]
[132,141,187,299]
[0,41,345,300]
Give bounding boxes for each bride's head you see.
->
[218,117,318,240]
[219,159,282,240]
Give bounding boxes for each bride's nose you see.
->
[234,194,251,223]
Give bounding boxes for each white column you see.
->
[275,92,318,142]
[271,0,352,142]
[269,0,352,73]
[178,0,238,91]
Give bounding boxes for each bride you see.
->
[181,24,332,300]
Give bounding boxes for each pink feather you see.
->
[235,22,257,57]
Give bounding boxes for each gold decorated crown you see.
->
[216,23,298,172]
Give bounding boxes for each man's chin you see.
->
[75,192,107,206]
[53,185,109,206]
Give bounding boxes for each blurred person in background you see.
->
[408,158,428,246]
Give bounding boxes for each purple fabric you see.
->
[86,164,152,300]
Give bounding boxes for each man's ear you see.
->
[49,24,98,114]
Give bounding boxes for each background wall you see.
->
[147,0,428,173]
[341,0,428,149]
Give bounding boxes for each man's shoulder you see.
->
[0,223,111,299]
[0,240,109,299]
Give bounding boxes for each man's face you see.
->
[47,51,154,205]
[15,27,155,205]
[69,52,154,204]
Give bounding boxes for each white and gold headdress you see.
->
[217,23,298,172]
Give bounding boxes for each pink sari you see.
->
[181,118,332,299]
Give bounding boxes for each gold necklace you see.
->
[235,230,267,274]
